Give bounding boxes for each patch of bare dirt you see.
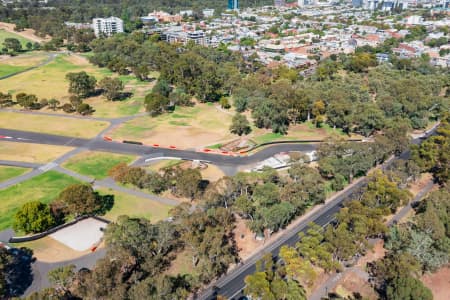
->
[334,271,378,300]
[0,22,50,43]
[409,173,433,196]
[421,266,450,300]
[233,215,264,260]
[357,239,386,268]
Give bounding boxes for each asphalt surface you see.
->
[197,126,439,300]
[0,128,317,166]
[0,125,438,299]
[198,178,366,300]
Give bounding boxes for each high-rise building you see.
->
[92,17,124,37]
[228,0,239,10]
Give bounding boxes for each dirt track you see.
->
[0,22,49,43]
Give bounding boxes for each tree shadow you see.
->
[6,247,34,297]
[95,193,114,215]
[112,92,133,101]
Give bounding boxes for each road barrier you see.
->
[123,140,144,145]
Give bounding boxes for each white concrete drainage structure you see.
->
[49,218,106,251]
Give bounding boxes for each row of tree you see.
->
[244,168,419,299]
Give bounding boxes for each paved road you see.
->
[309,179,434,300]
[197,126,439,300]
[24,248,107,295]
[0,128,318,166]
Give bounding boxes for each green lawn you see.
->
[0,171,80,230]
[0,64,28,77]
[0,166,29,182]
[99,188,173,222]
[0,29,33,49]
[62,151,136,179]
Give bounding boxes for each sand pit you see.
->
[50,218,107,251]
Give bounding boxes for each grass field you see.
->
[111,103,234,149]
[98,187,173,222]
[0,53,155,118]
[0,141,74,163]
[0,171,80,230]
[0,111,109,138]
[62,151,136,179]
[252,122,355,144]
[0,64,28,77]
[0,29,33,49]
[0,52,48,77]
[0,166,29,182]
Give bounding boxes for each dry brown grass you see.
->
[0,111,109,138]
[0,141,74,163]
[14,237,104,262]
[110,103,234,149]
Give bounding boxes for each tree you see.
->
[230,113,251,136]
[3,38,22,53]
[77,102,94,115]
[66,71,97,98]
[0,248,12,298]
[173,168,202,199]
[297,223,339,272]
[0,92,13,107]
[362,170,412,213]
[386,276,432,300]
[16,93,38,109]
[47,98,60,110]
[14,201,56,233]
[145,91,170,116]
[58,184,101,215]
[48,264,75,291]
[98,77,124,101]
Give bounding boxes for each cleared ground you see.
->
[50,218,106,251]
[251,121,355,144]
[0,53,48,77]
[0,111,109,138]
[0,55,108,100]
[0,53,155,118]
[0,141,74,163]
[0,166,29,182]
[111,103,234,149]
[12,236,100,263]
[99,187,173,222]
[0,29,33,49]
[0,52,48,66]
[422,266,450,300]
[0,171,80,230]
[0,22,48,43]
[62,151,135,179]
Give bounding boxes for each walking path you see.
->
[309,178,435,300]
[0,53,58,80]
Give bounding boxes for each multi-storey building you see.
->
[92,17,124,37]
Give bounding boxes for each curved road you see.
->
[0,128,318,166]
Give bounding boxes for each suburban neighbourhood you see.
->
[0,0,449,299]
